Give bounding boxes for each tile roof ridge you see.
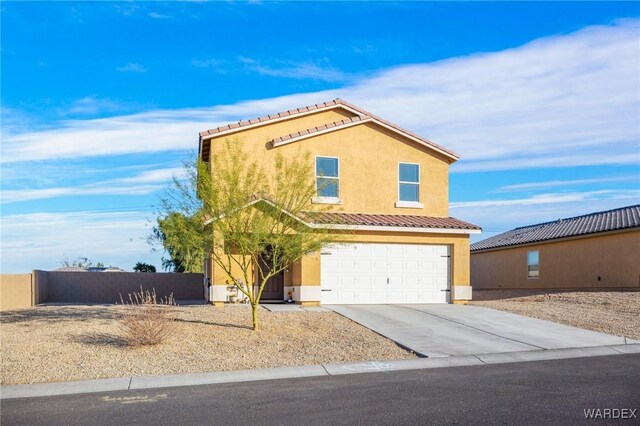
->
[512,204,640,231]
[199,99,345,138]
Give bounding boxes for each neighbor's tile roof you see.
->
[304,212,481,230]
[470,204,640,252]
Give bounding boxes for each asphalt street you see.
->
[2,354,639,426]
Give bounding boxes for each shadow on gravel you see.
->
[69,332,128,348]
[0,306,123,324]
[174,317,252,330]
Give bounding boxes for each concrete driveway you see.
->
[327,304,636,357]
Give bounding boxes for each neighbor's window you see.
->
[527,250,539,279]
[316,157,339,198]
[399,163,420,202]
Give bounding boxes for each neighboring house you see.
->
[198,99,480,306]
[470,205,640,290]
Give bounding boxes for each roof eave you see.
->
[311,223,480,234]
[199,102,364,142]
[272,116,460,162]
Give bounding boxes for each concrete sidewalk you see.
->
[2,344,638,400]
[327,304,638,357]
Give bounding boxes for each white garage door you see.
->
[320,243,450,304]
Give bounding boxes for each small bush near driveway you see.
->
[119,287,177,346]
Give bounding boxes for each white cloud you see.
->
[450,189,639,209]
[497,176,639,192]
[1,167,183,203]
[2,20,638,173]
[116,63,148,73]
[149,12,171,19]
[0,211,162,273]
[249,61,350,82]
[193,57,349,82]
[65,96,121,116]
[191,58,228,72]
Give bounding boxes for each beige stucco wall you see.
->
[0,274,33,311]
[471,230,640,290]
[205,106,472,304]
[207,109,452,217]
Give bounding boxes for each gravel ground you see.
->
[471,290,640,340]
[0,304,414,385]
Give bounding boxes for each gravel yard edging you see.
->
[2,344,638,400]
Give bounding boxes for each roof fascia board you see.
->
[273,117,459,161]
[200,103,361,142]
[272,118,373,147]
[471,227,640,253]
[309,223,481,234]
[369,119,459,161]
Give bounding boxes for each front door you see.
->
[261,271,285,300]
[257,247,285,300]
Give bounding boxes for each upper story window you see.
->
[398,163,420,202]
[527,250,539,279]
[316,157,339,199]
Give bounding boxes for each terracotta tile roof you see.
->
[198,98,459,162]
[199,99,344,138]
[471,204,640,252]
[303,212,481,230]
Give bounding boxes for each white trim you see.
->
[312,197,343,205]
[200,103,364,141]
[211,285,229,302]
[273,118,371,147]
[297,286,321,302]
[373,120,458,160]
[315,155,340,198]
[394,201,424,209]
[315,223,481,234]
[453,286,473,301]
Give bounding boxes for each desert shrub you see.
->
[119,287,177,346]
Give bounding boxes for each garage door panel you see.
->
[388,260,404,270]
[354,260,373,270]
[321,243,451,304]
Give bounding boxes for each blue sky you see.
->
[2,2,639,273]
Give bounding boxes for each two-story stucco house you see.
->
[198,99,480,306]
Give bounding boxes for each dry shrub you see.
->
[119,287,177,346]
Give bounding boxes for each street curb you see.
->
[1,344,638,400]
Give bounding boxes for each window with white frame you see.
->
[399,163,420,202]
[527,250,539,278]
[316,157,339,198]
